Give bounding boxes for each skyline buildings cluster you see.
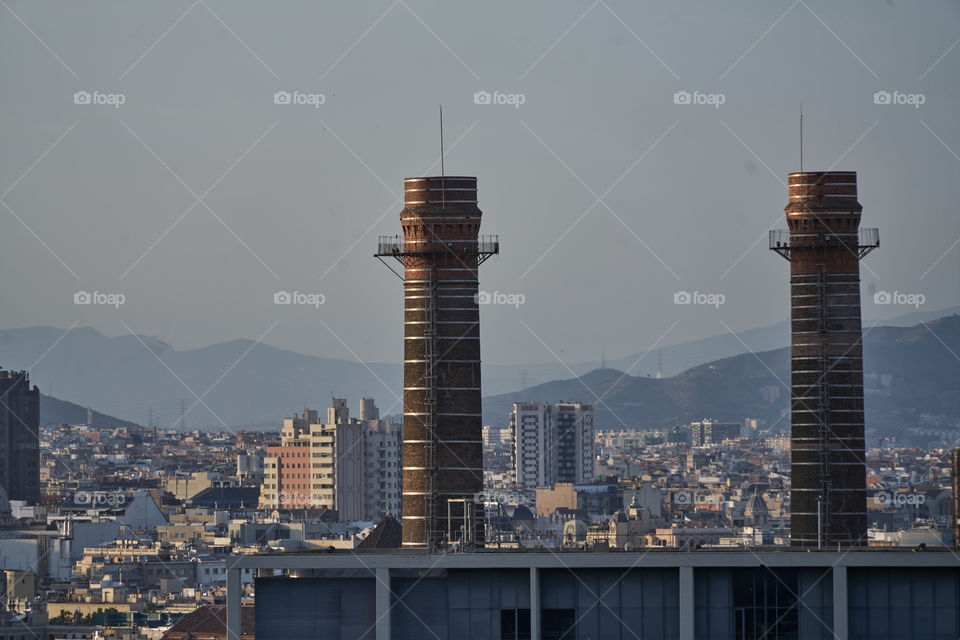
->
[1,2,958,638]
[0,370,956,640]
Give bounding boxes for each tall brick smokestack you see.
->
[771,170,878,548]
[377,176,498,547]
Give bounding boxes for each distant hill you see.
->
[481,316,960,441]
[601,305,960,379]
[0,326,402,429]
[40,393,144,429]
[485,306,960,389]
[1,308,957,431]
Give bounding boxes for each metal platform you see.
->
[769,227,879,261]
[375,235,500,279]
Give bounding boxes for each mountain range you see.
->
[2,307,956,433]
[481,316,960,442]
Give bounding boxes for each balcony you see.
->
[375,235,500,259]
[769,227,879,260]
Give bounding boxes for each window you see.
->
[500,608,531,640]
[728,569,801,640]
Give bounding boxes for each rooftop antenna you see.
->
[800,104,803,172]
[440,104,445,210]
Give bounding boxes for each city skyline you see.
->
[2,3,960,639]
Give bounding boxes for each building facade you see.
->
[511,403,552,490]
[690,419,741,446]
[360,399,403,521]
[510,402,595,491]
[482,424,511,447]
[236,450,265,485]
[232,550,960,640]
[0,370,40,504]
[259,398,401,521]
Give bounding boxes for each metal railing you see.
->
[858,227,879,250]
[769,228,879,249]
[376,236,404,255]
[769,228,879,260]
[376,235,500,256]
[769,229,791,250]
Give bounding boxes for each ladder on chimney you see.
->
[423,267,439,547]
[816,266,832,543]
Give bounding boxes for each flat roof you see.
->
[230,549,960,571]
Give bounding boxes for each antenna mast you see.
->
[800,104,803,172]
[440,105,445,210]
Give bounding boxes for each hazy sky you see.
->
[1,0,958,368]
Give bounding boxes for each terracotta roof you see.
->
[161,604,254,640]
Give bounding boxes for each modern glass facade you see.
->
[538,568,678,639]
[848,567,960,640]
[237,552,960,640]
[255,575,376,639]
[393,570,530,638]
[695,568,833,640]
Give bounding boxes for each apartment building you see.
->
[0,370,40,504]
[509,402,594,491]
[690,419,742,446]
[260,398,401,521]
